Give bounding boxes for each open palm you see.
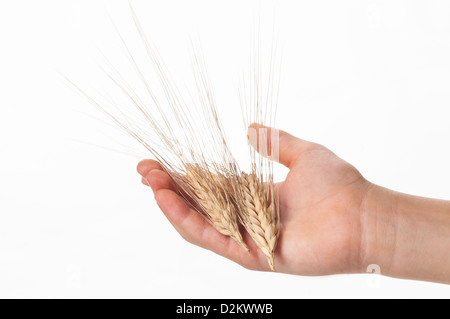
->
[137,125,370,275]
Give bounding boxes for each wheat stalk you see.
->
[71,6,281,270]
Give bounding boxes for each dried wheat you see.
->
[71,6,281,270]
[239,172,279,271]
[184,164,249,252]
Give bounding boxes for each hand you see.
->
[137,124,371,275]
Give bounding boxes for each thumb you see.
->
[247,123,315,168]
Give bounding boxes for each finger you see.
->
[143,167,207,218]
[137,159,163,177]
[140,162,268,269]
[138,160,165,186]
[248,123,318,168]
[145,170,210,242]
[154,188,258,267]
[146,169,177,192]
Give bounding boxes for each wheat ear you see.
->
[239,172,279,270]
[184,164,249,252]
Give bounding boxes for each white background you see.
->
[1,0,450,298]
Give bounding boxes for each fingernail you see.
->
[142,176,150,186]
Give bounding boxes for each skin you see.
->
[137,124,450,284]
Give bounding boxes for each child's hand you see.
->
[138,124,450,284]
[137,124,371,275]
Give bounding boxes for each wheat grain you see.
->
[238,172,279,271]
[184,164,249,252]
[184,164,280,270]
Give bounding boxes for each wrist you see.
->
[358,183,399,276]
